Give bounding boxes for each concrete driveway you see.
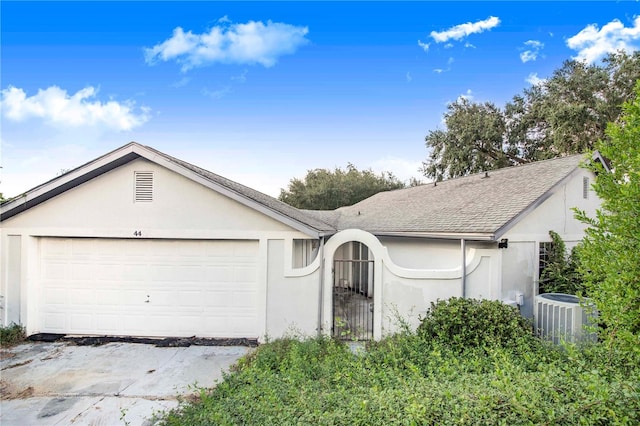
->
[0,341,251,425]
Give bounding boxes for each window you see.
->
[539,241,554,279]
[292,239,319,268]
[134,172,153,202]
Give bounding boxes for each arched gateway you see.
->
[332,241,374,340]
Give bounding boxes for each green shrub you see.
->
[540,230,583,295]
[156,305,640,425]
[157,333,640,426]
[0,323,26,347]
[417,297,536,352]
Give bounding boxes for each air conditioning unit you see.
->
[534,293,596,344]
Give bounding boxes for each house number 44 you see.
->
[133,230,142,236]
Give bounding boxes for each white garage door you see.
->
[38,238,260,338]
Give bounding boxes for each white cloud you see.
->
[406,72,412,82]
[369,157,423,185]
[520,40,544,63]
[231,69,248,83]
[430,16,500,43]
[417,39,430,51]
[567,16,640,64]
[458,89,474,101]
[171,77,191,88]
[145,19,309,71]
[0,86,150,130]
[202,86,232,99]
[526,73,545,86]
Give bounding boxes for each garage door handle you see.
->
[145,295,150,303]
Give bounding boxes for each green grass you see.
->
[0,323,26,347]
[156,333,640,425]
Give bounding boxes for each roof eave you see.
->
[493,162,584,240]
[1,143,141,221]
[135,148,334,238]
[1,142,335,237]
[371,231,496,241]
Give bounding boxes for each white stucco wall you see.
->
[379,237,461,269]
[504,168,599,244]
[265,239,321,338]
[321,230,499,338]
[0,158,312,334]
[499,168,601,318]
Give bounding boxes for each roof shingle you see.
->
[304,154,586,239]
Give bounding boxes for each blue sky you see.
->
[2,1,639,198]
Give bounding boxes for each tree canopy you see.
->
[422,51,640,180]
[279,164,405,210]
[575,82,640,354]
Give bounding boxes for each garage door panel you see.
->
[43,287,67,305]
[39,238,260,338]
[42,262,68,280]
[69,288,95,305]
[42,313,66,331]
[232,291,258,308]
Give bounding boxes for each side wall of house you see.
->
[501,168,600,318]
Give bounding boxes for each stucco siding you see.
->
[266,239,320,338]
[380,268,461,334]
[380,237,461,269]
[501,241,536,318]
[503,169,599,243]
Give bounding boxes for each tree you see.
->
[279,164,405,210]
[422,51,640,180]
[575,81,640,353]
[421,99,516,181]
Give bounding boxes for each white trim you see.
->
[3,228,312,241]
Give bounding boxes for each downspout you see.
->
[461,239,466,298]
[317,236,325,337]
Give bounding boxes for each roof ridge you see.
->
[445,153,586,182]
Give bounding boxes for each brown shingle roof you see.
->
[305,154,586,239]
[142,144,336,234]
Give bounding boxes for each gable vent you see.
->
[134,172,154,202]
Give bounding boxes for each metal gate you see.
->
[333,259,374,340]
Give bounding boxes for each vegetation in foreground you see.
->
[157,299,640,425]
[0,323,26,347]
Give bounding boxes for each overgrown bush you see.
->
[0,323,26,347]
[575,82,640,354]
[157,331,640,426]
[417,297,536,352]
[155,299,640,425]
[540,230,583,295]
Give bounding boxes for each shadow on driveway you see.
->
[1,340,252,425]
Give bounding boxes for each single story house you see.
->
[0,142,601,341]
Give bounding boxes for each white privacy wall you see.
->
[322,230,499,339]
